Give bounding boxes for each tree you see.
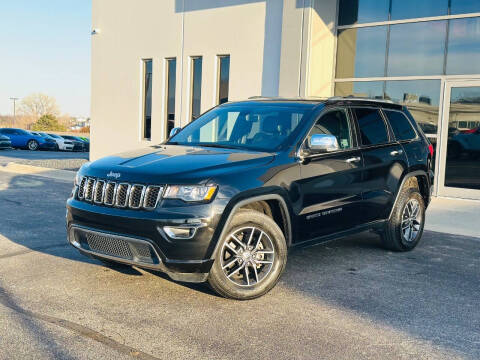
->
[31,114,66,131]
[18,93,60,120]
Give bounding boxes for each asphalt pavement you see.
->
[0,149,89,171]
[0,170,479,360]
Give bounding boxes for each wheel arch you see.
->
[208,190,293,259]
[389,170,431,220]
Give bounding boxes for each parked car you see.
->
[448,126,480,159]
[46,133,75,151]
[76,136,90,152]
[61,135,87,152]
[67,97,433,300]
[0,128,56,151]
[0,134,12,149]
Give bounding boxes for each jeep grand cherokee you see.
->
[67,97,434,300]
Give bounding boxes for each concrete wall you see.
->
[90,0,338,159]
[306,0,337,98]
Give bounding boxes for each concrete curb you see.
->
[0,162,75,182]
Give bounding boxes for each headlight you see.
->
[164,185,217,202]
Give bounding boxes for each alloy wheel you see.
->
[401,199,422,242]
[221,227,275,287]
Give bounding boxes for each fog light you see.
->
[163,225,203,239]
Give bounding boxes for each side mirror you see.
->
[169,127,181,138]
[308,134,339,153]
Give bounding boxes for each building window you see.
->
[338,0,389,26]
[165,58,176,137]
[217,55,230,104]
[387,21,446,76]
[190,57,203,121]
[142,59,153,140]
[446,17,480,75]
[336,26,387,78]
[390,0,448,20]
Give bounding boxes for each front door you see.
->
[298,107,364,241]
[437,81,480,199]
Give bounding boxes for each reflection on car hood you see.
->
[83,145,275,183]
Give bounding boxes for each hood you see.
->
[82,145,275,183]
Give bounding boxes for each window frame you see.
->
[164,57,177,139]
[216,55,230,105]
[350,106,394,147]
[298,106,359,157]
[189,56,203,122]
[141,58,153,141]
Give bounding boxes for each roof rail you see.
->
[326,96,395,105]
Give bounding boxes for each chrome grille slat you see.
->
[143,186,163,209]
[103,182,116,206]
[128,184,145,209]
[115,183,131,208]
[76,177,163,211]
[77,177,87,199]
[84,178,95,201]
[94,180,106,204]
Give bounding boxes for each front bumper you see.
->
[66,196,228,282]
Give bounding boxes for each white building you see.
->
[91,0,480,200]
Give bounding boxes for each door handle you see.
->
[390,149,404,156]
[345,156,361,163]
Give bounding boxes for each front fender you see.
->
[205,186,294,259]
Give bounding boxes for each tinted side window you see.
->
[353,108,389,145]
[309,109,353,149]
[384,110,417,141]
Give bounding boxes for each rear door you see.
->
[351,107,409,223]
[297,107,364,240]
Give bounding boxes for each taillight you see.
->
[428,143,434,157]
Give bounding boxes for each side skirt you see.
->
[290,220,387,250]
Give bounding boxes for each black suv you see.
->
[67,97,434,300]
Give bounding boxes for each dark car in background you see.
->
[67,97,433,300]
[61,135,87,152]
[0,128,56,151]
[0,134,12,149]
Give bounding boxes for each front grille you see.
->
[77,176,163,211]
[72,228,159,265]
[86,232,133,259]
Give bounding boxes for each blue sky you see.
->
[0,0,91,117]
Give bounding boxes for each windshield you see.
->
[168,103,314,151]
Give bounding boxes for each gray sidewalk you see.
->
[426,197,479,238]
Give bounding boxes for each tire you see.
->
[381,185,425,252]
[208,209,287,300]
[27,140,39,151]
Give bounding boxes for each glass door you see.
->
[437,80,480,199]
